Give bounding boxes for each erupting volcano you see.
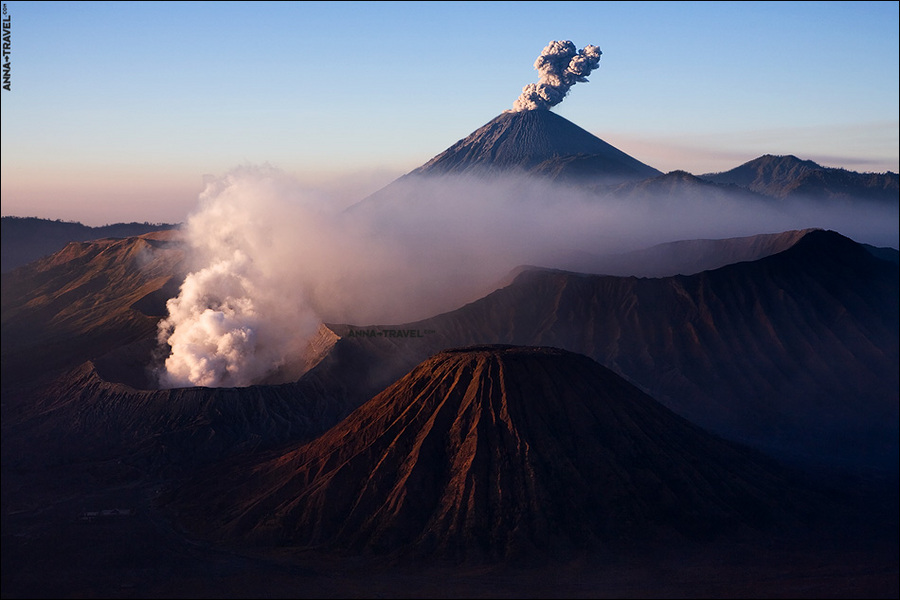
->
[2,36,897,599]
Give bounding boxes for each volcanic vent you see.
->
[170,345,817,563]
[405,39,659,183]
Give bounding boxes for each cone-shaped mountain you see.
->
[312,229,899,472]
[348,109,663,211]
[410,109,661,182]
[170,345,817,563]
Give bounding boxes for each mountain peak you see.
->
[169,344,819,561]
[407,109,661,184]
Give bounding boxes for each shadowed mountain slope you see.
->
[351,109,662,212]
[408,109,662,182]
[311,230,899,472]
[168,345,821,563]
[0,230,185,390]
[3,228,895,478]
[561,228,816,277]
[0,229,350,473]
[699,154,899,202]
[601,169,778,206]
[1,357,349,476]
[1,216,178,273]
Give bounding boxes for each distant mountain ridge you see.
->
[350,112,897,232]
[6,228,896,481]
[560,228,817,276]
[0,216,179,273]
[0,230,185,388]
[700,154,899,202]
[309,229,899,472]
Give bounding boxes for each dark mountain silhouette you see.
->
[4,228,894,478]
[167,345,823,563]
[604,169,775,202]
[1,356,349,476]
[6,227,895,475]
[699,154,899,202]
[309,230,899,473]
[559,228,816,277]
[0,216,178,273]
[862,242,900,264]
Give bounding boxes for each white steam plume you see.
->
[156,165,898,389]
[512,40,602,112]
[156,168,323,388]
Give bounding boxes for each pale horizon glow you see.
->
[1,1,898,227]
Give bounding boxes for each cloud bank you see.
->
[155,165,898,388]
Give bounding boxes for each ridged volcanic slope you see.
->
[315,230,899,470]
[0,231,184,389]
[171,345,817,562]
[409,109,661,179]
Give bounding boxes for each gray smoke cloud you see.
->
[512,40,602,112]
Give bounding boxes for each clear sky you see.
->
[1,1,898,226]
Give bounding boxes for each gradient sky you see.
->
[1,0,898,226]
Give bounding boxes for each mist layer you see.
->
[155,165,898,388]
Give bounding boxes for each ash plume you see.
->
[512,40,602,112]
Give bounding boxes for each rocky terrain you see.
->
[2,106,897,597]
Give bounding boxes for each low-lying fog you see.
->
[154,165,899,388]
